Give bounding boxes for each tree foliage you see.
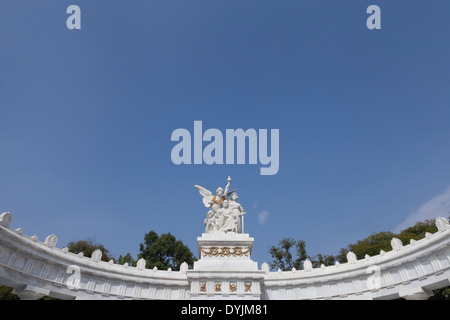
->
[310,253,336,268]
[336,218,440,262]
[335,231,395,262]
[0,286,19,300]
[1,231,196,299]
[268,238,335,270]
[268,217,449,299]
[138,231,196,271]
[118,252,136,267]
[66,238,114,262]
[268,238,307,271]
[396,219,438,242]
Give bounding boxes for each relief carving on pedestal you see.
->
[201,246,250,257]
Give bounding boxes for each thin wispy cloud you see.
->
[393,186,450,233]
[258,211,270,225]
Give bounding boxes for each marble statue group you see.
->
[195,177,246,233]
[2,179,450,300]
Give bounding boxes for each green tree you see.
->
[267,217,449,299]
[310,253,336,268]
[429,286,450,300]
[268,238,336,270]
[335,218,443,263]
[66,238,114,262]
[335,231,395,262]
[138,231,196,271]
[268,238,308,271]
[0,286,19,300]
[118,252,136,267]
[396,219,438,243]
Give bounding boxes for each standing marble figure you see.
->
[195,177,246,233]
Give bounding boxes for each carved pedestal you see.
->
[187,232,264,300]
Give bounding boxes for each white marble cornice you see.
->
[1,211,449,300]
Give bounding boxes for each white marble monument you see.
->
[1,179,450,300]
[195,176,246,234]
[190,177,263,299]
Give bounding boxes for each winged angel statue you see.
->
[195,176,246,233]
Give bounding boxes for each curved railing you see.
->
[1,212,449,300]
[0,212,190,300]
[261,217,450,300]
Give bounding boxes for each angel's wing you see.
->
[194,185,214,207]
[226,188,238,197]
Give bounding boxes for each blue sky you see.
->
[1,1,450,267]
